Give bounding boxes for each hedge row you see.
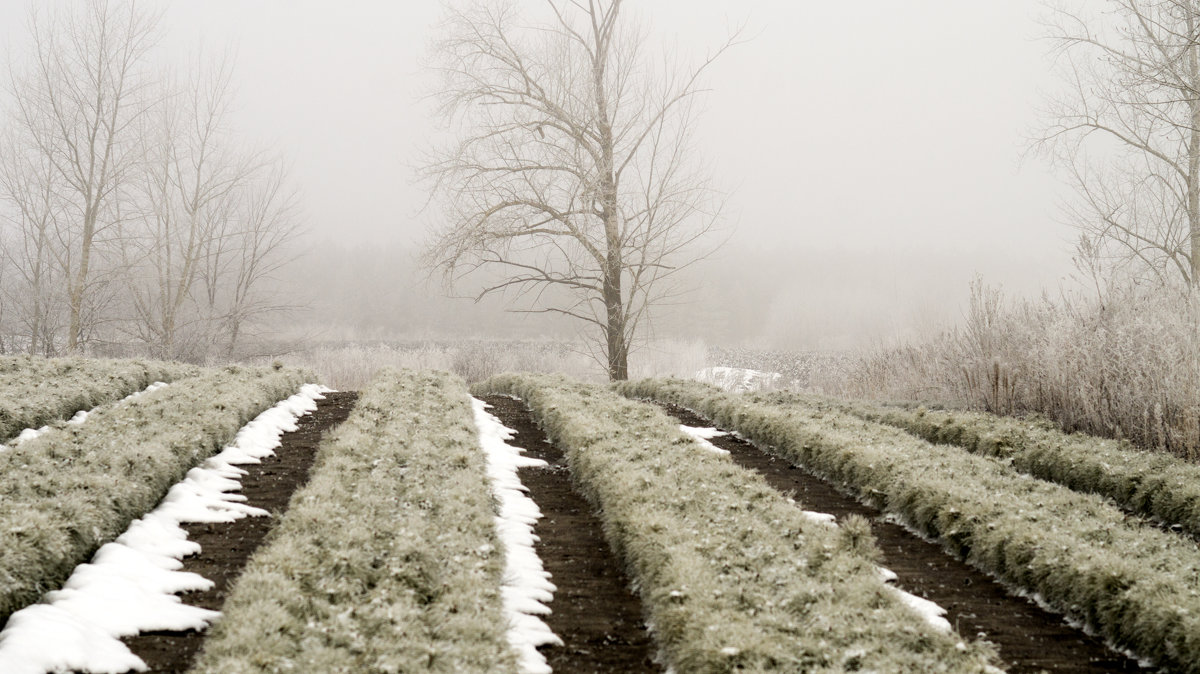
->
[783,393,1200,540]
[619,378,1200,673]
[0,365,306,627]
[478,373,999,674]
[191,369,518,674]
[0,355,200,443]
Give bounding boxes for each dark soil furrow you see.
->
[115,390,359,674]
[481,395,661,674]
[660,402,1143,674]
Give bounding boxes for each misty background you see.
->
[0,0,1070,351]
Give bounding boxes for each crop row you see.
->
[619,378,1200,673]
[0,355,200,443]
[781,392,1200,541]
[192,370,518,674]
[0,365,306,626]
[478,374,999,673]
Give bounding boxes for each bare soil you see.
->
[481,395,662,674]
[113,390,359,674]
[661,402,1144,674]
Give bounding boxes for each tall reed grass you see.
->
[839,281,1200,459]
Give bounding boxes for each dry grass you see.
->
[837,281,1200,459]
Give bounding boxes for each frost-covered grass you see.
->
[620,378,1200,673]
[190,370,519,674]
[0,385,326,674]
[477,373,1000,674]
[787,393,1200,541]
[277,338,707,389]
[0,365,305,627]
[0,355,199,443]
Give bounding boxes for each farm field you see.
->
[0,357,1196,672]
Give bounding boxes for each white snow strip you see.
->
[472,397,561,674]
[876,567,952,633]
[889,586,952,633]
[0,383,330,674]
[0,381,171,452]
[679,424,730,455]
[801,510,838,526]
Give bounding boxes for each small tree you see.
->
[1038,0,1200,288]
[426,0,733,379]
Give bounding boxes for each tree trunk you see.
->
[66,208,97,353]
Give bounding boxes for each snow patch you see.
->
[472,397,561,674]
[679,424,730,455]
[0,383,329,674]
[0,381,171,453]
[693,366,782,393]
[889,587,952,633]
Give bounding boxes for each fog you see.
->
[0,0,1073,351]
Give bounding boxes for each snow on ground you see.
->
[679,424,730,455]
[0,381,171,453]
[0,384,329,674]
[693,366,783,393]
[472,398,562,674]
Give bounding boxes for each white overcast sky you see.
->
[0,0,1074,342]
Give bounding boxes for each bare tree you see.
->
[425,0,733,380]
[5,0,159,352]
[200,162,301,359]
[0,130,67,354]
[126,54,263,360]
[1039,0,1200,287]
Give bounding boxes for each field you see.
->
[0,357,1197,672]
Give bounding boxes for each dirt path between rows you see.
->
[113,390,359,674]
[660,402,1142,674]
[481,395,661,674]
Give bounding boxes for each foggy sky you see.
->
[0,1,1073,348]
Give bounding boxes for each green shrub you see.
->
[620,378,1200,673]
[0,365,305,626]
[191,369,518,674]
[480,373,999,674]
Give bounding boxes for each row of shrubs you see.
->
[478,373,1000,673]
[191,370,519,673]
[791,393,1200,541]
[0,355,200,442]
[619,378,1200,673]
[0,365,306,626]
